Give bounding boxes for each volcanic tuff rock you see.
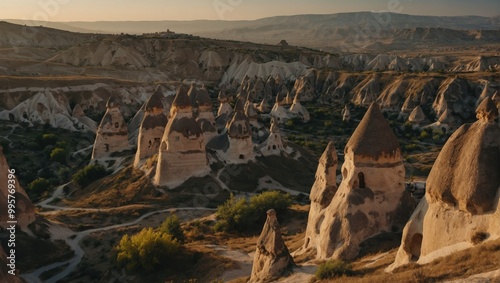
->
[298,142,338,256]
[389,97,500,271]
[298,103,414,260]
[0,146,35,230]
[249,209,295,283]
[134,88,168,167]
[260,118,285,157]
[91,96,130,160]
[154,85,209,188]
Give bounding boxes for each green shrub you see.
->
[315,259,354,280]
[420,131,429,139]
[215,191,292,233]
[28,178,51,196]
[214,195,256,233]
[36,133,58,148]
[159,215,185,243]
[72,164,109,188]
[50,148,68,164]
[116,228,181,272]
[250,190,292,219]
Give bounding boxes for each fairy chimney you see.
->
[389,97,500,271]
[299,142,338,255]
[249,209,295,283]
[408,105,426,125]
[217,90,233,117]
[289,93,310,122]
[154,85,209,188]
[91,96,129,160]
[225,108,254,164]
[302,103,413,260]
[134,88,168,167]
[260,118,285,156]
[195,87,217,144]
[0,146,36,230]
[342,105,351,123]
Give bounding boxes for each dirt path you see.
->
[21,185,215,283]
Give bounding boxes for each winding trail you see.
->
[21,183,215,283]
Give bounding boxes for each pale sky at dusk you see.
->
[1,0,499,22]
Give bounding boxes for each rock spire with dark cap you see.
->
[345,102,400,160]
[249,209,295,283]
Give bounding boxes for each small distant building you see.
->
[278,40,289,47]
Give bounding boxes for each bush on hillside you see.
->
[315,259,354,280]
[214,191,292,233]
[72,164,109,188]
[116,228,181,272]
[159,215,185,243]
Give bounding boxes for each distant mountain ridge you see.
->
[4,12,499,35]
[3,12,499,52]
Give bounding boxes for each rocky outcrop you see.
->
[299,142,338,255]
[134,88,168,167]
[249,209,295,283]
[289,94,310,122]
[408,105,426,125]
[389,97,500,271]
[154,85,209,188]
[72,104,98,132]
[225,109,255,164]
[342,105,351,122]
[0,146,36,230]
[299,103,413,260]
[217,90,233,117]
[91,96,130,160]
[1,245,25,283]
[194,87,217,145]
[260,118,285,156]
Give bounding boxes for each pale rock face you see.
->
[289,97,310,122]
[249,209,295,283]
[299,142,338,255]
[270,103,290,124]
[299,103,413,261]
[134,90,168,168]
[389,98,500,271]
[0,146,36,230]
[72,104,98,132]
[245,100,260,128]
[260,119,285,156]
[225,110,255,164]
[91,98,130,160]
[342,105,351,122]
[217,102,233,117]
[154,86,209,188]
[408,105,426,124]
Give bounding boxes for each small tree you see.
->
[116,228,181,272]
[159,215,185,243]
[28,178,51,196]
[50,148,68,164]
[72,164,109,188]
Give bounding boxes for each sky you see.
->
[1,0,499,22]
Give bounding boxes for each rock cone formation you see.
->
[0,146,36,230]
[225,108,255,164]
[300,142,338,255]
[91,96,130,160]
[408,105,426,124]
[154,85,209,187]
[134,88,168,167]
[260,118,285,156]
[249,209,295,283]
[299,103,413,260]
[389,97,500,271]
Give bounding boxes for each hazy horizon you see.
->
[1,0,499,23]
